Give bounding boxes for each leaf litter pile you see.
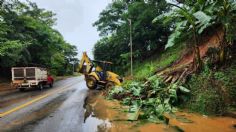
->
[107,76,190,123]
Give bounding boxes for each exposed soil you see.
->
[84,91,236,132]
[177,30,223,67]
[157,29,224,79]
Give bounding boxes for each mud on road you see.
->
[0,76,236,132]
[81,90,236,132]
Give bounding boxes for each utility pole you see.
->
[128,19,133,77]
[72,63,74,75]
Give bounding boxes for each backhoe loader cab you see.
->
[93,60,113,73]
[78,52,123,89]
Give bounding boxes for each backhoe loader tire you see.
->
[86,76,97,89]
[105,82,114,90]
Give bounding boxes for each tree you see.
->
[154,0,221,71]
[0,0,78,76]
[213,0,236,63]
[93,0,171,73]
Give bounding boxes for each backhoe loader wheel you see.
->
[105,82,115,90]
[86,76,97,89]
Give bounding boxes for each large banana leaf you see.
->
[193,11,212,34]
[165,21,186,49]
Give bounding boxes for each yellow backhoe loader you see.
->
[78,52,123,89]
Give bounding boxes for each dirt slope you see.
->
[157,29,224,83]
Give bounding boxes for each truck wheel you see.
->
[105,82,115,90]
[86,76,97,89]
[38,83,43,90]
[19,88,25,92]
[49,83,53,88]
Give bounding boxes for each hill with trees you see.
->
[93,0,236,121]
[0,0,77,77]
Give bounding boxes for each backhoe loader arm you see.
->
[78,52,94,74]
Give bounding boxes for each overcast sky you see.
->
[21,0,112,58]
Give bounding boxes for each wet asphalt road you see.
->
[0,76,98,132]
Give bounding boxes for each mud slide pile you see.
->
[157,29,224,83]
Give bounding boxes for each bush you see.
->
[191,89,226,115]
[185,67,228,115]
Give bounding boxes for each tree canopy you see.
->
[0,0,78,76]
[93,0,171,73]
[94,0,236,74]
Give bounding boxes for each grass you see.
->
[132,44,185,80]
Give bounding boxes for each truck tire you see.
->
[105,82,115,90]
[49,83,53,88]
[38,83,43,90]
[19,88,25,92]
[86,76,97,89]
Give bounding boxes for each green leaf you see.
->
[165,20,187,49]
[165,30,181,49]
[156,104,165,114]
[128,103,140,121]
[232,2,236,11]
[113,87,124,94]
[127,108,140,121]
[153,11,176,24]
[179,86,190,93]
[193,11,212,34]
[131,86,142,96]
[169,89,177,98]
[194,11,211,23]
[152,17,158,24]
[164,104,172,112]
[147,115,163,123]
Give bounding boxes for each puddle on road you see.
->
[82,90,131,132]
[83,90,236,132]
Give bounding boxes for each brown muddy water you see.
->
[83,90,236,132]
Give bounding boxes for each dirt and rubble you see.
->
[83,90,236,132]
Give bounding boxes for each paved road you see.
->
[0,76,105,132]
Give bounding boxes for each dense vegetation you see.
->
[156,0,236,70]
[184,61,236,115]
[95,0,236,121]
[0,0,77,77]
[93,0,171,74]
[94,0,236,73]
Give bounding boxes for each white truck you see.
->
[11,67,54,91]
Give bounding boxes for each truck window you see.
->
[14,69,24,78]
